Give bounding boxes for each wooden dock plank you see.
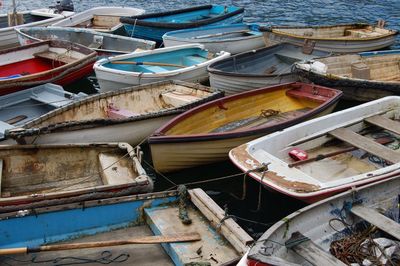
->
[286,232,346,266]
[351,205,400,241]
[328,127,400,163]
[365,115,400,135]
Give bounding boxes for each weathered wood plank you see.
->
[0,159,3,197]
[351,205,400,240]
[365,115,400,135]
[328,127,400,163]
[286,232,346,266]
[33,51,75,64]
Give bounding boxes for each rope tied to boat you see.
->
[259,109,280,118]
[177,185,192,225]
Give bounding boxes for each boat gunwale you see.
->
[207,42,329,78]
[259,23,399,41]
[120,4,244,29]
[148,82,342,143]
[4,80,223,137]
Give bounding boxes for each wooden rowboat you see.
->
[239,175,400,266]
[0,83,85,138]
[0,5,74,49]
[0,188,253,265]
[52,6,145,34]
[260,23,398,53]
[0,40,97,96]
[230,96,400,203]
[207,43,330,95]
[121,5,244,44]
[294,50,400,102]
[163,23,265,54]
[149,82,342,173]
[0,142,152,213]
[16,26,156,56]
[3,80,223,146]
[94,44,230,92]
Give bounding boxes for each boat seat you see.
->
[182,55,207,66]
[30,92,71,108]
[161,91,199,106]
[33,51,75,64]
[140,65,168,73]
[286,89,330,103]
[365,115,400,135]
[0,159,3,197]
[274,53,303,64]
[98,153,135,185]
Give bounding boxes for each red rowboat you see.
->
[0,40,97,95]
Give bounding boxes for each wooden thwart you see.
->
[33,51,75,64]
[328,127,400,163]
[285,232,346,266]
[351,205,400,241]
[0,233,201,255]
[365,115,400,135]
[110,61,186,68]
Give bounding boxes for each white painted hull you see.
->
[163,35,265,54]
[0,9,73,48]
[52,6,145,33]
[1,115,174,146]
[94,44,231,92]
[263,31,397,53]
[209,71,298,95]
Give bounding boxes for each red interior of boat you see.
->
[0,58,65,78]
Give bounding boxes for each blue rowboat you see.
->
[163,23,265,54]
[94,44,230,92]
[0,188,253,265]
[0,83,85,138]
[121,5,244,44]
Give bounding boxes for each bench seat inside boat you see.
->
[98,152,136,185]
[161,91,200,106]
[286,89,331,103]
[33,51,75,64]
[182,55,207,65]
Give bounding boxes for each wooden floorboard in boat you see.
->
[0,225,173,266]
[211,108,311,133]
[365,115,400,135]
[328,127,400,163]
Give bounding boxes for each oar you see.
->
[110,61,186,68]
[288,137,394,168]
[193,30,250,39]
[0,233,201,255]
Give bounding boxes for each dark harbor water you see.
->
[6,0,400,238]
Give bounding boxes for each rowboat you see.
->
[208,43,330,95]
[0,40,97,96]
[230,96,400,203]
[94,44,230,92]
[260,23,398,53]
[3,80,223,146]
[163,23,265,54]
[0,83,85,139]
[16,26,156,56]
[294,50,400,102]
[0,188,253,265]
[0,4,74,48]
[0,142,152,213]
[121,5,244,43]
[149,82,342,173]
[52,6,144,34]
[239,175,400,266]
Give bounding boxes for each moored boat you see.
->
[94,44,230,92]
[163,23,265,54]
[0,40,97,96]
[3,80,223,146]
[0,188,253,265]
[0,3,74,48]
[121,5,244,43]
[207,43,330,95]
[260,23,398,53]
[52,6,144,34]
[149,82,342,173]
[230,96,400,203]
[239,175,400,266]
[0,83,85,138]
[294,50,400,101]
[16,26,156,56]
[0,142,152,213]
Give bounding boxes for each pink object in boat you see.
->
[106,103,139,119]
